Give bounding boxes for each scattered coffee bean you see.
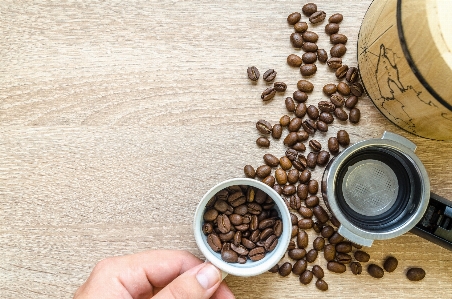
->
[287,54,303,67]
[307,105,320,119]
[280,115,290,126]
[317,49,328,63]
[308,179,319,194]
[309,10,326,23]
[279,262,292,276]
[368,264,384,278]
[316,150,330,166]
[291,225,299,238]
[313,237,325,251]
[334,107,348,121]
[328,137,339,154]
[327,261,346,273]
[247,66,260,81]
[315,279,328,291]
[272,124,283,139]
[406,267,426,281]
[337,130,350,146]
[288,248,307,260]
[244,165,256,178]
[287,12,301,25]
[287,169,300,184]
[330,216,341,227]
[302,3,317,16]
[256,165,272,178]
[345,95,358,109]
[299,206,313,218]
[309,140,322,152]
[295,103,307,118]
[288,117,303,132]
[321,225,334,238]
[302,52,317,64]
[297,230,309,248]
[256,119,272,134]
[297,80,314,92]
[329,13,343,23]
[298,169,311,184]
[331,94,345,107]
[306,152,317,168]
[330,43,347,57]
[313,205,329,223]
[294,21,308,33]
[327,57,342,69]
[261,87,276,101]
[305,195,319,207]
[263,154,279,167]
[293,90,308,102]
[302,31,319,43]
[256,137,270,147]
[284,132,299,146]
[313,221,323,234]
[290,32,304,48]
[330,33,348,44]
[316,120,328,132]
[325,23,339,34]
[319,112,334,124]
[298,218,313,229]
[337,82,350,96]
[346,67,359,83]
[263,69,277,82]
[262,175,275,187]
[350,262,362,275]
[285,148,299,161]
[302,119,317,135]
[354,250,370,263]
[336,242,352,253]
[335,64,349,79]
[292,142,306,152]
[299,270,314,285]
[268,264,279,273]
[283,184,296,196]
[349,108,361,123]
[302,42,318,53]
[324,244,336,261]
[312,265,324,279]
[274,82,287,92]
[336,252,352,264]
[300,64,317,76]
[280,156,292,170]
[290,194,301,209]
[383,256,398,272]
[292,259,307,275]
[350,82,364,97]
[306,249,318,263]
[329,232,344,244]
[275,169,287,185]
[323,83,337,95]
[297,131,309,142]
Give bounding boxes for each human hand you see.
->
[73,250,235,299]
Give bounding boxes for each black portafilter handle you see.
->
[411,192,452,251]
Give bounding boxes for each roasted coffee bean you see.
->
[313,237,325,251]
[268,264,279,273]
[298,218,313,229]
[203,222,214,235]
[287,53,303,67]
[291,225,299,238]
[271,124,282,139]
[235,223,250,232]
[249,247,266,261]
[337,130,350,146]
[293,90,308,102]
[331,94,345,107]
[313,222,324,233]
[288,117,303,132]
[345,95,358,109]
[285,148,298,161]
[280,156,292,170]
[318,100,335,113]
[228,192,246,207]
[297,130,309,142]
[292,142,306,152]
[306,249,318,263]
[290,213,299,225]
[214,199,233,214]
[312,265,324,279]
[262,175,275,187]
[261,87,276,101]
[256,120,272,134]
[316,150,330,166]
[222,249,238,263]
[302,3,317,16]
[307,105,320,120]
[383,256,398,272]
[329,13,343,23]
[275,169,287,185]
[324,244,336,262]
[299,270,314,285]
[319,112,334,124]
[287,169,300,184]
[254,189,267,204]
[297,170,310,184]
[289,194,301,210]
[302,42,318,53]
[327,261,346,273]
[259,219,276,230]
[336,253,352,264]
[231,243,249,256]
[350,262,362,275]
[249,230,260,243]
[204,209,219,222]
[313,205,329,223]
[287,12,301,25]
[330,33,348,44]
[207,234,222,252]
[274,219,283,237]
[263,69,277,82]
[284,132,299,146]
[316,279,328,291]
[321,225,334,238]
[256,165,271,179]
[300,64,317,76]
[406,268,426,281]
[293,157,307,171]
[337,82,350,96]
[297,230,309,248]
[302,119,317,135]
[306,152,317,168]
[334,108,348,121]
[368,264,384,278]
[297,80,314,93]
[294,21,309,33]
[273,184,282,195]
[246,188,256,203]
[297,183,309,200]
[229,214,243,226]
[325,23,339,34]
[299,206,313,218]
[350,82,364,97]
[335,64,349,79]
[346,67,359,83]
[241,238,255,250]
[330,43,347,57]
[292,259,308,275]
[222,242,231,255]
[295,103,307,118]
[352,251,370,262]
[329,232,344,244]
[285,97,296,112]
[290,32,304,48]
[352,243,363,249]
[263,154,279,167]
[317,49,328,63]
[309,10,326,24]
[327,57,342,69]
[302,31,319,43]
[305,195,319,207]
[274,82,287,92]
[302,52,317,64]
[233,231,242,246]
[288,248,307,260]
[247,66,260,81]
[323,83,337,95]
[308,179,319,194]
[280,115,290,127]
[264,234,278,251]
[330,216,341,227]
[309,140,321,152]
[247,203,262,215]
[349,108,361,123]
[328,137,340,154]
[279,262,292,276]
[336,242,352,253]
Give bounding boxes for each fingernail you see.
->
[196,263,221,289]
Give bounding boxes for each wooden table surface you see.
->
[1,1,451,298]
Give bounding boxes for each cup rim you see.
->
[193,178,291,277]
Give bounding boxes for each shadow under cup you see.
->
[193,178,291,277]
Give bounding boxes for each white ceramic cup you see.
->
[193,178,291,277]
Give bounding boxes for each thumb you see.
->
[153,262,223,299]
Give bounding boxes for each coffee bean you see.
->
[327,137,340,155]
[297,183,309,200]
[302,42,318,53]
[350,262,362,275]
[291,142,306,152]
[280,115,290,127]
[321,225,334,238]
[319,112,334,124]
[323,83,337,95]
[302,52,317,64]
[316,150,330,166]
[325,23,339,34]
[337,82,350,96]
[275,169,287,185]
[291,225,299,238]
[317,49,328,63]
[214,199,233,214]
[345,95,358,109]
[294,21,309,33]
[316,279,328,291]
[334,107,348,121]
[302,3,317,16]
[324,244,336,262]
[263,154,279,167]
[287,54,303,67]
[221,249,238,263]
[335,253,351,264]
[306,249,318,263]
[287,12,301,25]
[330,216,341,227]
[274,82,287,92]
[274,220,283,237]
[297,79,314,92]
[262,175,275,187]
[280,156,292,170]
[263,69,277,82]
[336,241,352,253]
[330,33,348,44]
[313,237,325,251]
[298,169,311,184]
[207,234,222,252]
[327,261,346,273]
[295,102,307,118]
[264,234,278,251]
[354,250,370,263]
[349,108,360,123]
[329,13,343,23]
[327,57,342,69]
[406,268,426,281]
[302,31,319,43]
[256,165,271,179]
[249,230,260,243]
[256,120,272,134]
[330,43,347,57]
[300,64,317,76]
[346,67,359,83]
[249,247,266,261]
[329,232,344,244]
[293,90,308,102]
[298,219,313,229]
[299,270,314,285]
[290,32,304,48]
[290,213,299,225]
[230,214,243,226]
[350,82,364,97]
[330,94,345,108]
[297,131,309,142]
[217,214,231,233]
[299,206,313,218]
[318,100,335,113]
[302,119,317,135]
[259,219,276,231]
[247,202,262,215]
[288,248,307,260]
[231,243,249,256]
[368,264,384,278]
[306,152,317,168]
[283,185,296,196]
[337,130,350,146]
[261,87,276,101]
[287,169,300,184]
[335,64,349,79]
[292,259,308,275]
[305,195,319,208]
[204,209,219,222]
[293,156,307,171]
[297,230,309,248]
[383,256,398,272]
[309,10,326,23]
[285,97,296,112]
[307,105,319,119]
[289,194,301,209]
[202,222,214,235]
[284,132,299,146]
[309,140,322,152]
[308,179,319,194]
[268,264,279,273]
[272,124,282,139]
[228,192,246,207]
[279,262,292,276]
[285,148,298,161]
[256,137,270,148]
[312,265,324,279]
[247,66,260,81]
[313,205,329,223]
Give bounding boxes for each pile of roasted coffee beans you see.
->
[244,2,425,291]
[202,185,283,264]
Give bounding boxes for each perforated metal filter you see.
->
[341,159,399,216]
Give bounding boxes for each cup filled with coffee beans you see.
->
[193,178,291,277]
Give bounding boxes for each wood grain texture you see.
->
[1,1,451,298]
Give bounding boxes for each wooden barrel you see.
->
[358,0,452,140]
